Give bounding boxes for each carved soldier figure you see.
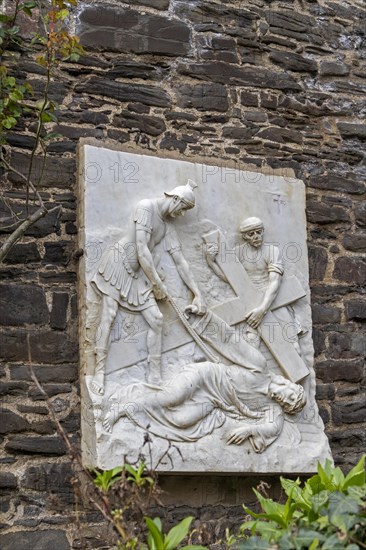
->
[89,180,206,395]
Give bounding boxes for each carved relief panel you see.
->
[78,142,332,472]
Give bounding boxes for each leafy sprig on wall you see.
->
[0,0,83,262]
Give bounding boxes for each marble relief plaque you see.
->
[78,142,332,473]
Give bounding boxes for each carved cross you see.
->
[107,230,309,383]
[202,229,309,382]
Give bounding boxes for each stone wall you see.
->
[1,0,365,547]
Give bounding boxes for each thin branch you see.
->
[26,38,52,211]
[0,204,61,262]
[25,334,125,542]
[0,204,47,261]
[0,153,45,207]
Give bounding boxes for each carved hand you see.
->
[152,281,168,301]
[205,242,219,259]
[227,426,253,445]
[185,294,207,316]
[244,306,266,329]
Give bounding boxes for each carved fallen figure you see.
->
[102,311,307,453]
[88,180,206,395]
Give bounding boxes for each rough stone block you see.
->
[3,243,41,264]
[328,331,365,359]
[319,61,350,76]
[160,133,187,153]
[0,472,17,489]
[28,383,72,399]
[312,327,325,356]
[308,245,327,281]
[315,383,335,400]
[50,292,69,330]
[124,0,170,9]
[177,61,301,91]
[107,61,165,81]
[222,127,254,140]
[176,83,229,112]
[329,428,365,448]
[333,257,366,285]
[0,201,61,238]
[316,358,364,383]
[9,151,75,189]
[22,463,73,493]
[5,435,67,455]
[173,0,256,29]
[113,112,166,137]
[0,284,48,326]
[0,330,78,363]
[343,233,366,252]
[311,304,341,324]
[345,300,366,321]
[269,50,317,72]
[10,364,78,384]
[241,91,259,107]
[0,381,28,396]
[355,202,366,227]
[307,197,351,224]
[75,78,171,107]
[265,9,322,44]
[39,271,77,283]
[0,529,70,550]
[6,133,37,149]
[0,410,29,434]
[337,122,366,140]
[78,5,190,56]
[309,174,365,195]
[256,127,302,144]
[332,397,366,425]
[43,242,71,266]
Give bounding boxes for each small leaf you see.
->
[21,7,33,16]
[165,516,193,550]
[343,455,365,490]
[7,26,20,35]
[3,116,17,129]
[145,517,164,550]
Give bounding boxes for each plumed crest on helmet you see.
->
[164,179,198,208]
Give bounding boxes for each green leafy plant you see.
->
[0,0,83,262]
[125,461,155,488]
[237,455,366,550]
[145,516,206,550]
[92,466,123,494]
[90,462,209,550]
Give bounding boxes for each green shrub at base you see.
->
[237,455,366,550]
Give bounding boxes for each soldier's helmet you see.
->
[165,179,197,209]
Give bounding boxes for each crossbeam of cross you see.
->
[106,230,309,383]
[202,230,309,382]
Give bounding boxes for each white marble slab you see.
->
[78,142,332,473]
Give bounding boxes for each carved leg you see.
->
[141,305,164,384]
[91,295,118,396]
[147,354,162,385]
[91,347,108,396]
[102,400,124,433]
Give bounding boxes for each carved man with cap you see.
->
[239,217,284,331]
[206,216,304,350]
[89,180,206,395]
